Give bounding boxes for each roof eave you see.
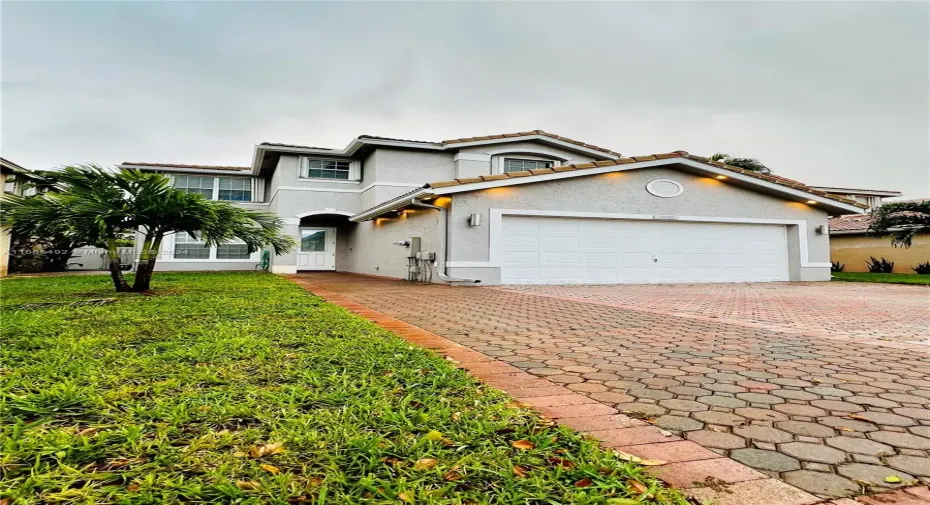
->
[444,135,619,160]
[350,187,432,222]
[121,164,252,176]
[425,158,866,215]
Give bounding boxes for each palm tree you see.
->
[709,153,772,174]
[868,200,930,248]
[1,165,294,292]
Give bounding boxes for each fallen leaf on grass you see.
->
[605,499,641,505]
[512,465,529,478]
[233,451,248,458]
[574,477,593,487]
[424,430,443,442]
[260,464,280,475]
[126,483,140,492]
[443,468,464,481]
[249,442,285,458]
[511,439,534,450]
[451,412,462,421]
[613,450,641,463]
[235,480,261,490]
[627,479,648,494]
[398,491,414,503]
[549,457,574,468]
[414,458,438,470]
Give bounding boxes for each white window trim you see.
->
[160,232,260,263]
[298,157,361,182]
[493,154,561,175]
[170,174,261,203]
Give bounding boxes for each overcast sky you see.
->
[3,2,928,196]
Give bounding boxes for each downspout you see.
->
[410,198,480,284]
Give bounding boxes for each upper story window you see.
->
[299,157,358,181]
[173,175,253,202]
[503,158,555,173]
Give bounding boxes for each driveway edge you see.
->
[288,276,846,505]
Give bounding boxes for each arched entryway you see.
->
[295,211,355,271]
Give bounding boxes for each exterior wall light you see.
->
[806,200,817,204]
[716,175,727,180]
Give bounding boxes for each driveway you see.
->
[295,274,930,499]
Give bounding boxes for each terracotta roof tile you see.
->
[829,214,875,232]
[423,150,868,209]
[442,130,622,157]
[121,162,250,172]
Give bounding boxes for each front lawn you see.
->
[832,272,930,285]
[0,273,685,504]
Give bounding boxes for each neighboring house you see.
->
[808,186,902,212]
[120,130,867,285]
[1,157,41,276]
[829,199,929,274]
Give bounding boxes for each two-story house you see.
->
[121,130,867,285]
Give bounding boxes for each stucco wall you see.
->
[830,234,930,273]
[342,208,440,280]
[445,167,831,283]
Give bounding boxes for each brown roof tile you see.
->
[121,162,250,172]
[442,130,622,157]
[423,150,868,209]
[829,214,874,232]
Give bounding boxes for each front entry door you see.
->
[297,227,336,270]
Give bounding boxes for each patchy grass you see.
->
[0,273,687,504]
[832,272,930,285]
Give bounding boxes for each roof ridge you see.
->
[441,130,622,157]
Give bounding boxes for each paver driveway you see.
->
[295,273,930,499]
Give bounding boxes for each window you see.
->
[218,177,252,201]
[174,232,210,259]
[216,240,251,259]
[173,175,215,198]
[172,175,254,201]
[503,158,554,173]
[300,229,327,251]
[300,158,352,180]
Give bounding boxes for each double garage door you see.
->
[501,216,789,284]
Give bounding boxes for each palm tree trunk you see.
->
[107,238,130,292]
[132,236,161,292]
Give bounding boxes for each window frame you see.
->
[172,175,255,202]
[161,232,259,263]
[501,158,556,174]
[492,154,562,175]
[298,157,361,183]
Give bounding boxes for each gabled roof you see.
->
[424,150,866,208]
[809,186,902,198]
[443,130,622,157]
[351,150,867,222]
[121,162,250,172]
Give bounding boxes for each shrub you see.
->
[831,261,845,273]
[912,261,930,274]
[865,256,894,273]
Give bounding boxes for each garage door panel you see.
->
[501,215,789,285]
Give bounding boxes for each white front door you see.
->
[501,216,789,284]
[297,227,336,271]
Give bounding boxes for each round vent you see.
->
[646,179,683,198]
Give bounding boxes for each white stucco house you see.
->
[121,130,867,285]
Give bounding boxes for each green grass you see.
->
[0,273,686,504]
[832,272,930,285]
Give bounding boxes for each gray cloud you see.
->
[3,1,927,195]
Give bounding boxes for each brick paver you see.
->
[289,274,930,503]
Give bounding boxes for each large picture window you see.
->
[174,232,210,259]
[216,240,251,259]
[172,175,254,201]
[173,175,215,198]
[218,177,252,201]
[503,158,554,173]
[300,158,353,180]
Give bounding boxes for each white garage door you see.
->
[501,216,789,284]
